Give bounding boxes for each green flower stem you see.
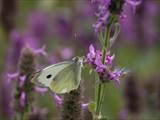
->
[21,112,28,120]
[99,26,111,113]
[96,25,111,117]
[96,81,101,114]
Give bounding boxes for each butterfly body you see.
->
[32,57,83,94]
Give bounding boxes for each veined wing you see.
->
[50,62,81,94]
[37,61,74,87]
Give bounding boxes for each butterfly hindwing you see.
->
[50,61,81,94]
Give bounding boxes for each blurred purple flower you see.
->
[60,47,74,60]
[5,31,24,71]
[92,0,141,34]
[0,30,24,119]
[10,31,48,58]
[125,0,142,12]
[20,92,26,107]
[49,55,59,64]
[6,72,19,83]
[53,93,62,108]
[87,44,96,64]
[19,75,26,87]
[54,15,72,40]
[34,87,48,95]
[23,32,40,49]
[121,0,159,46]
[27,11,49,42]
[33,45,47,57]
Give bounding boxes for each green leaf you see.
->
[88,101,96,114]
[110,23,120,48]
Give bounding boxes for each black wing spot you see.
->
[46,74,52,79]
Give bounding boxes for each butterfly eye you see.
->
[46,74,52,79]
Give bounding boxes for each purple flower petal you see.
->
[86,44,96,63]
[6,72,19,83]
[125,0,142,6]
[105,53,115,65]
[109,68,125,87]
[19,75,26,87]
[20,92,26,107]
[34,86,48,95]
[95,57,105,73]
[81,103,89,109]
[89,44,95,56]
[52,93,62,108]
[33,45,47,56]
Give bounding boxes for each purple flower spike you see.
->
[20,92,26,107]
[92,0,141,34]
[34,87,48,95]
[33,45,47,56]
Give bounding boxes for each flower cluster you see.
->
[86,44,125,86]
[92,0,141,33]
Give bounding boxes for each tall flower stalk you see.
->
[86,0,141,119]
[96,25,111,115]
[14,45,36,120]
[10,44,47,120]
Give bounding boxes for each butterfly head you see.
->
[72,56,83,67]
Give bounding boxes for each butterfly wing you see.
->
[50,61,82,94]
[37,61,73,88]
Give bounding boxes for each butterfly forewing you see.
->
[38,61,73,87]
